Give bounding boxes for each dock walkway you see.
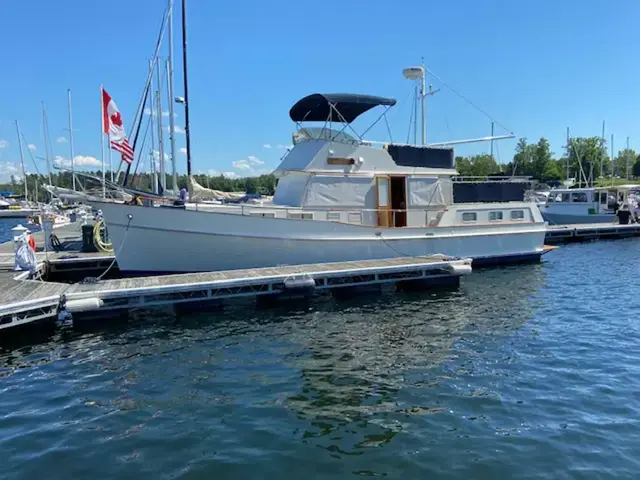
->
[0,252,471,331]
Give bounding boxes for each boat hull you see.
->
[0,209,39,219]
[541,212,616,225]
[96,202,547,273]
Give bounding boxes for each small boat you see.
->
[540,184,640,224]
[0,198,39,218]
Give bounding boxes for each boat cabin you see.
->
[545,186,639,215]
[267,93,535,228]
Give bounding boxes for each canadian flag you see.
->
[102,87,134,163]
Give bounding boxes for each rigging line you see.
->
[406,92,415,144]
[426,68,514,134]
[359,106,394,140]
[383,113,393,144]
[131,111,153,182]
[20,132,43,177]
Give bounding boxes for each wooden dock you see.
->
[545,223,640,244]
[0,251,472,331]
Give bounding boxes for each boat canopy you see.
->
[289,93,396,123]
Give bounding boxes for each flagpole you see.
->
[109,133,114,182]
[101,85,106,199]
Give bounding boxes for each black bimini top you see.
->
[289,93,397,123]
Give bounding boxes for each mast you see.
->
[600,120,605,178]
[15,121,28,202]
[490,122,494,159]
[41,102,53,185]
[565,127,570,181]
[413,85,418,146]
[100,85,106,199]
[420,58,426,145]
[68,89,76,191]
[626,136,630,180]
[167,0,178,192]
[156,61,166,192]
[149,60,158,194]
[181,0,193,176]
[611,134,614,178]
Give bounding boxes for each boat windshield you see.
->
[293,127,358,145]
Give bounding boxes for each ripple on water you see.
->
[2,241,640,478]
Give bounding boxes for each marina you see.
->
[3,0,640,477]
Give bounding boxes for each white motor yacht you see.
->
[95,93,547,273]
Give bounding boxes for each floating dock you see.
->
[0,222,471,331]
[0,255,471,331]
[545,223,640,244]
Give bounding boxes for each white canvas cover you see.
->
[273,174,309,207]
[408,177,446,206]
[303,175,372,207]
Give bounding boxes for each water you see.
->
[1,233,640,478]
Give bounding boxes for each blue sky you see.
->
[0,0,639,182]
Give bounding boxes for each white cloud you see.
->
[0,140,8,149]
[263,144,272,149]
[27,144,36,151]
[54,155,101,169]
[276,144,293,149]
[56,136,67,143]
[232,160,252,170]
[0,161,20,182]
[223,171,239,179]
[247,155,264,165]
[207,169,221,176]
[173,125,185,134]
[162,111,170,117]
[179,147,187,155]
[152,150,170,162]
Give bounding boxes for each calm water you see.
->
[1,230,640,478]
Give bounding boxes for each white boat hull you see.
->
[0,209,39,218]
[542,212,616,225]
[96,202,547,273]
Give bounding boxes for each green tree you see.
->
[568,136,608,184]
[632,158,640,178]
[468,154,499,176]
[613,148,636,178]
[455,156,472,176]
[531,138,552,180]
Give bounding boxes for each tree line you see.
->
[455,136,640,184]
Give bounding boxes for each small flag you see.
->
[102,87,134,164]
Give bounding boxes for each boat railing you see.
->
[452,176,532,183]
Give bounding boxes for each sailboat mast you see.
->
[420,59,426,145]
[156,61,166,192]
[149,60,158,194]
[167,0,178,192]
[181,0,193,176]
[68,89,76,191]
[15,121,28,202]
[41,102,53,185]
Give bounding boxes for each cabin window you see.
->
[347,212,362,224]
[547,195,555,203]
[510,210,525,220]
[327,212,341,221]
[561,193,570,203]
[462,212,477,223]
[489,211,503,221]
[571,192,588,203]
[599,192,608,205]
[288,212,314,220]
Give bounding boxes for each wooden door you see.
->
[376,176,392,227]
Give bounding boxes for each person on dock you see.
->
[616,205,632,225]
